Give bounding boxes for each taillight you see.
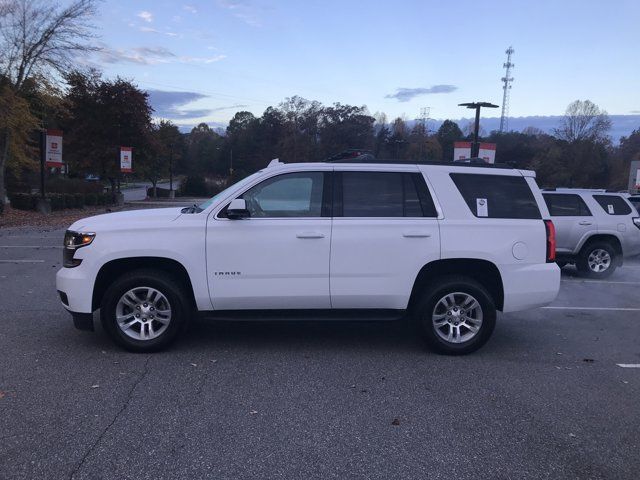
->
[633,217,640,230]
[544,220,556,263]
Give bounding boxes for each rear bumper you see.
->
[500,262,560,313]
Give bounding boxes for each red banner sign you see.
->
[120,147,132,173]
[45,129,63,167]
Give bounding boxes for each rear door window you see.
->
[592,195,633,215]
[543,194,592,216]
[450,173,541,219]
[337,171,437,217]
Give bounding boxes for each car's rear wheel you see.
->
[100,269,190,352]
[576,242,617,278]
[414,276,496,355]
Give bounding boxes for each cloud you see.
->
[147,90,248,120]
[147,90,209,119]
[183,4,197,13]
[97,45,225,65]
[98,46,175,65]
[139,26,179,37]
[217,0,262,26]
[210,104,248,113]
[385,85,458,102]
[180,54,226,64]
[631,110,640,114]
[137,10,153,23]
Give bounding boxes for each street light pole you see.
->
[169,142,174,198]
[229,147,233,177]
[458,102,499,158]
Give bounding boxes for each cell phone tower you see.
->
[499,46,515,132]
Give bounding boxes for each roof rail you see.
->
[329,158,516,169]
[267,158,283,168]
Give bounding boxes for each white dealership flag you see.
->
[120,146,132,173]
[635,168,640,189]
[45,129,63,167]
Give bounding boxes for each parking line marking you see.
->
[562,280,640,285]
[0,260,45,263]
[542,306,640,311]
[617,364,640,368]
[0,245,62,249]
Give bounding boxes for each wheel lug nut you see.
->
[135,314,140,318]
[143,303,148,307]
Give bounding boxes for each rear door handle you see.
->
[578,221,592,226]
[296,232,325,239]
[402,231,432,238]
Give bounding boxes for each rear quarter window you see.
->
[450,173,541,219]
[592,195,633,215]
[543,193,592,216]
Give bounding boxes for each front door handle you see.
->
[402,231,432,238]
[296,232,325,239]
[578,221,593,226]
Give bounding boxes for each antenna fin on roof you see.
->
[267,158,283,168]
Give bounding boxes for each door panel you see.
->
[330,219,440,309]
[207,219,331,309]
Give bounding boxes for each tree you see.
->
[318,103,374,158]
[555,100,611,143]
[436,120,463,162]
[142,120,182,197]
[63,72,156,197]
[0,0,98,211]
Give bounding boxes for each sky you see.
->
[87,0,640,132]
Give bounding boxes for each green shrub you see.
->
[62,193,74,209]
[49,193,65,211]
[47,177,103,194]
[9,193,38,211]
[85,193,97,206]
[73,193,85,208]
[179,175,225,197]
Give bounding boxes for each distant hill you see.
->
[424,115,640,143]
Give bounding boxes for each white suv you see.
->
[543,189,640,277]
[56,160,560,355]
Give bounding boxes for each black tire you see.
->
[100,269,191,352]
[576,242,617,279]
[414,275,496,355]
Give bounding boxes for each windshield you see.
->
[197,171,264,211]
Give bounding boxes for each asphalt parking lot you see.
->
[1,225,639,480]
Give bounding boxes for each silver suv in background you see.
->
[543,189,640,277]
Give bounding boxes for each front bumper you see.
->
[56,264,95,314]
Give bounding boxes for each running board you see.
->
[198,309,407,322]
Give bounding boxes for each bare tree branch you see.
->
[0,0,99,91]
[554,100,612,143]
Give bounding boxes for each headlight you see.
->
[63,230,95,267]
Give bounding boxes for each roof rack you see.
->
[329,157,516,169]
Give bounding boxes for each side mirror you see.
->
[227,198,250,219]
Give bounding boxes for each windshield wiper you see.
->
[180,204,203,214]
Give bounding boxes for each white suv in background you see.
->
[57,160,560,355]
[543,189,640,277]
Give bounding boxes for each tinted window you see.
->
[543,194,592,216]
[241,172,324,217]
[339,172,437,217]
[592,195,633,215]
[629,197,640,213]
[450,173,541,219]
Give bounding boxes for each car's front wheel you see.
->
[100,269,190,352]
[576,242,617,278]
[414,276,496,355]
